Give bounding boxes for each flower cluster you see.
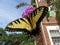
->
[22,6,34,18]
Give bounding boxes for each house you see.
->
[34,0,60,45]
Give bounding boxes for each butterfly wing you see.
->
[28,6,48,29]
[5,6,48,35]
[6,18,33,32]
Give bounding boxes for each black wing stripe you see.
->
[26,17,32,27]
[33,10,36,16]
[16,19,20,23]
[6,27,31,33]
[32,9,37,16]
[35,9,37,14]
[30,13,32,18]
[13,21,18,24]
[9,22,13,25]
[20,18,28,24]
[32,11,35,17]
[29,9,37,18]
[39,7,41,11]
[37,7,48,25]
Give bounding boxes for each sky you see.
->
[0,0,31,28]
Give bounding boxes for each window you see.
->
[46,26,60,45]
[50,30,60,45]
[52,37,60,45]
[50,30,60,37]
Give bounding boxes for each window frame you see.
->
[46,25,60,45]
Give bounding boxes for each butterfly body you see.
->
[5,6,48,35]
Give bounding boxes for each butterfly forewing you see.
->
[6,18,32,31]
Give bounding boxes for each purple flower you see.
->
[22,6,34,18]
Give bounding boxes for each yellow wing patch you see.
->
[7,18,32,31]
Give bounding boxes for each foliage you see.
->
[50,0,60,10]
[46,0,60,22]
[54,0,60,23]
[0,28,7,43]
[56,11,60,23]
[0,28,5,34]
[0,28,34,45]
[5,33,34,45]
